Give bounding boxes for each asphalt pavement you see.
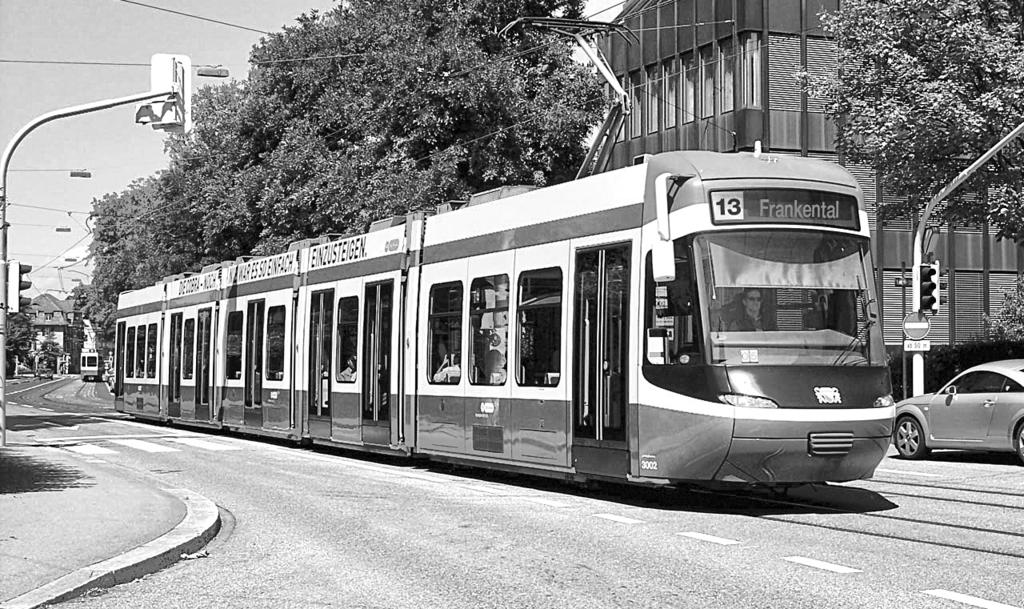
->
[0,377,220,609]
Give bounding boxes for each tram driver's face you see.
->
[743,290,762,317]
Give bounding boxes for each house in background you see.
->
[30,292,85,374]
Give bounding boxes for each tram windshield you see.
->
[644,230,884,368]
[696,230,883,366]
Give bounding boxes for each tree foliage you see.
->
[807,0,1024,229]
[83,0,605,342]
[985,276,1024,340]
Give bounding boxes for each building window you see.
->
[700,45,715,118]
[517,267,562,387]
[664,58,678,129]
[226,311,243,380]
[45,312,53,321]
[629,71,642,137]
[742,33,762,108]
[646,64,660,134]
[428,282,462,384]
[335,298,358,383]
[267,306,286,381]
[469,274,509,386]
[720,39,735,113]
[682,54,695,123]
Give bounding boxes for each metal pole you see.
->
[0,89,171,447]
[901,260,907,401]
[911,119,1024,396]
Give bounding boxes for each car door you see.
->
[929,371,1001,442]
[988,375,1024,450]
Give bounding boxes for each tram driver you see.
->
[726,288,777,332]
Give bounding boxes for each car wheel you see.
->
[1015,422,1024,466]
[894,416,930,460]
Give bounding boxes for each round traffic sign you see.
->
[902,312,931,340]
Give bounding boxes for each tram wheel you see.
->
[894,416,929,460]
[1014,422,1024,466]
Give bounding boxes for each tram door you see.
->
[308,289,334,438]
[361,281,393,445]
[113,322,126,410]
[572,243,631,476]
[196,308,214,421]
[243,300,265,427]
[167,313,183,418]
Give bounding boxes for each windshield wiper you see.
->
[831,319,876,366]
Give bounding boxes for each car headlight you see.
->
[873,394,895,408]
[719,394,779,408]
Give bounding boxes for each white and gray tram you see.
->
[113,151,894,486]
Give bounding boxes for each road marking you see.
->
[876,468,944,478]
[594,513,644,525]
[924,590,1022,609]
[37,407,53,412]
[66,444,118,455]
[523,497,569,508]
[167,437,241,451]
[782,556,861,574]
[109,439,180,453]
[679,532,741,545]
[39,433,198,443]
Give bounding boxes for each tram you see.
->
[112,151,894,486]
[80,351,104,382]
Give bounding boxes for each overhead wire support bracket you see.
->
[499,17,638,180]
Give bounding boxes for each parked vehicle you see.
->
[35,365,54,380]
[894,360,1024,465]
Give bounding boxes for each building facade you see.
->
[604,0,1023,345]
[30,293,86,374]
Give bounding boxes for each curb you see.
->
[1,488,220,609]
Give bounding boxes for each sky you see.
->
[0,0,622,298]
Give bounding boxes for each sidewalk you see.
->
[0,401,219,607]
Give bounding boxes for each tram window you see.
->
[135,325,146,378]
[644,243,700,365]
[266,306,286,381]
[226,311,244,380]
[145,323,157,378]
[335,297,358,383]
[428,281,462,385]
[126,327,137,378]
[469,274,509,386]
[517,267,562,386]
[182,318,195,380]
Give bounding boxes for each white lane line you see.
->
[167,437,241,451]
[594,513,644,525]
[523,497,569,508]
[39,433,198,443]
[924,590,1022,609]
[679,532,741,545]
[782,556,861,574]
[875,468,944,478]
[37,407,53,412]
[66,444,118,455]
[109,439,180,453]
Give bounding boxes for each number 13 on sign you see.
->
[713,191,745,221]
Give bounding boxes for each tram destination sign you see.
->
[709,189,860,230]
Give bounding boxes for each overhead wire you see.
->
[116,0,270,34]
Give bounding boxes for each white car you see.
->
[893,359,1024,464]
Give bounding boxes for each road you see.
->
[12,379,1024,609]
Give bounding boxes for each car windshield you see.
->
[695,229,885,366]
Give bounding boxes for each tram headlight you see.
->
[719,394,779,409]
[873,394,895,408]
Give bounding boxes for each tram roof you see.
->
[643,151,861,191]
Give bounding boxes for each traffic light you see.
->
[6,260,32,313]
[919,260,940,315]
[135,54,192,134]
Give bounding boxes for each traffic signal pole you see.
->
[910,119,1024,397]
[0,89,172,447]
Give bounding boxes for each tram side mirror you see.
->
[652,172,677,282]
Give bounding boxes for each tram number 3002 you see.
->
[640,455,659,471]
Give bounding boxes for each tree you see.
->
[807,0,1024,235]
[86,0,606,342]
[985,277,1024,340]
[5,313,35,377]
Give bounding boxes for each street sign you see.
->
[902,312,931,340]
[904,339,931,352]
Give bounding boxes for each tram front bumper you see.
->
[715,415,892,484]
